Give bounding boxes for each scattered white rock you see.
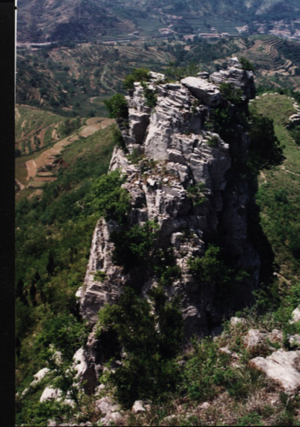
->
[64,398,76,408]
[73,348,88,379]
[289,334,300,347]
[161,414,178,423]
[230,317,246,327]
[95,384,106,393]
[147,178,156,187]
[34,367,50,382]
[228,57,241,68]
[132,400,146,413]
[290,307,300,324]
[96,396,114,415]
[75,287,83,299]
[40,387,62,403]
[106,411,123,424]
[250,349,300,394]
[243,329,266,350]
[267,329,283,344]
[21,388,29,396]
[198,402,210,410]
[219,346,232,355]
[49,345,63,365]
[30,367,51,387]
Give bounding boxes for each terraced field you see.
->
[239,36,300,90]
[15,105,64,155]
[15,115,115,198]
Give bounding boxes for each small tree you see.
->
[239,56,255,72]
[247,113,285,174]
[123,68,151,90]
[104,94,128,120]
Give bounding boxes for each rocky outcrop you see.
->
[250,349,300,395]
[79,58,261,383]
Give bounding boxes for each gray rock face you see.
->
[210,58,255,101]
[80,59,261,351]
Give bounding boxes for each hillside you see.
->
[15,62,300,426]
[17,0,300,43]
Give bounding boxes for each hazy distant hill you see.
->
[17,0,300,43]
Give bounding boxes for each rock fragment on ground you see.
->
[132,400,146,413]
[230,317,246,327]
[249,349,300,394]
[40,387,62,403]
[243,329,266,350]
[290,307,300,324]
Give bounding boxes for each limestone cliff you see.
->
[80,57,260,341]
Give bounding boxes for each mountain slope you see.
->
[17,0,300,43]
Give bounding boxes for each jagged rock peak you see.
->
[80,58,260,342]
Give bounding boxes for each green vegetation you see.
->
[183,338,261,402]
[141,81,157,108]
[186,182,206,206]
[96,286,183,407]
[86,169,130,224]
[104,94,128,120]
[250,93,300,279]
[123,68,151,90]
[239,56,255,71]
[219,82,244,105]
[15,125,117,406]
[110,220,159,270]
[247,113,285,175]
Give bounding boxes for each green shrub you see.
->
[237,412,263,426]
[239,57,255,72]
[33,313,88,362]
[87,170,130,224]
[247,113,285,174]
[153,248,181,287]
[219,82,244,105]
[16,400,72,427]
[110,220,159,270]
[92,271,107,282]
[123,68,151,90]
[104,94,128,120]
[187,244,231,284]
[183,338,262,402]
[186,182,206,206]
[141,81,157,108]
[111,124,127,151]
[206,135,219,148]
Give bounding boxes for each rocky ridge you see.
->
[78,57,262,388]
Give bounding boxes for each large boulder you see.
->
[181,77,222,107]
[250,349,300,394]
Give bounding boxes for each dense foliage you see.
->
[15,126,117,402]
[96,286,183,407]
